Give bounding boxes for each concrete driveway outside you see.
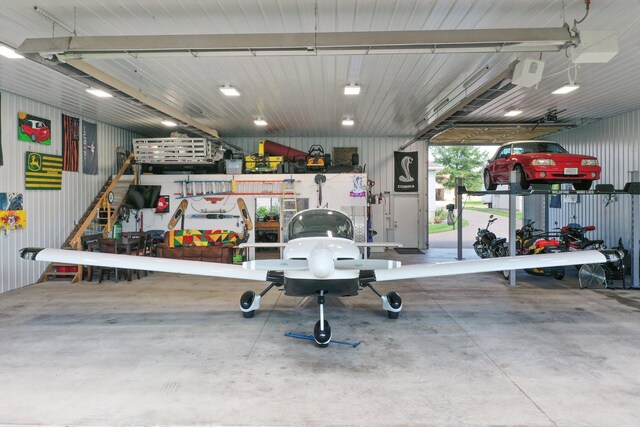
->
[428,208,519,249]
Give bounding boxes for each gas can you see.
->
[112,222,122,240]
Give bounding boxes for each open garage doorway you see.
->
[428,145,522,252]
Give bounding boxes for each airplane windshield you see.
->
[288,210,354,240]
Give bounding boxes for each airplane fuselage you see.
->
[281,237,362,296]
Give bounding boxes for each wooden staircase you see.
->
[39,153,137,283]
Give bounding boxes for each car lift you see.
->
[455,174,640,288]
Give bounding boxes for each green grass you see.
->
[428,219,469,234]
[464,200,486,207]
[465,206,523,220]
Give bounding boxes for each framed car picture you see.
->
[18,112,51,145]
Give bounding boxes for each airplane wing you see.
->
[372,250,607,282]
[20,248,268,282]
[243,259,401,270]
[20,248,608,284]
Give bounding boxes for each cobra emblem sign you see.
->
[393,151,418,192]
[399,156,414,183]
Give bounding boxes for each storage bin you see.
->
[225,159,243,174]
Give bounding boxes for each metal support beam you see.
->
[18,28,573,59]
[508,171,517,287]
[425,140,430,250]
[630,172,639,288]
[456,178,464,260]
[65,59,219,139]
[418,141,428,250]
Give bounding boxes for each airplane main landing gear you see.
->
[314,290,332,347]
[240,283,277,318]
[363,283,402,319]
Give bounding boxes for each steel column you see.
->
[456,177,464,260]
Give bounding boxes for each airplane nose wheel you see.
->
[314,291,332,347]
[314,320,331,347]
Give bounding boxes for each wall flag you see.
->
[62,114,80,172]
[25,151,62,190]
[393,151,418,192]
[82,121,98,175]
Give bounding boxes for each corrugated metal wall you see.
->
[0,91,137,293]
[525,109,640,250]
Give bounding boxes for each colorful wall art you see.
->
[82,121,98,175]
[0,192,26,231]
[62,114,80,172]
[18,112,51,145]
[155,195,170,213]
[25,151,63,190]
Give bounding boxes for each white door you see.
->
[393,194,419,247]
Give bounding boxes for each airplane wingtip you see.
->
[19,247,44,260]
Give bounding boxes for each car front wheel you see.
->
[484,170,497,191]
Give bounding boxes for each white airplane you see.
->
[20,208,612,347]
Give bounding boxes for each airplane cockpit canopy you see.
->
[288,209,354,240]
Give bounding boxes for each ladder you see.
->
[233,179,286,195]
[175,179,232,199]
[281,179,298,241]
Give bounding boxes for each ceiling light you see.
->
[504,108,523,117]
[254,118,268,126]
[219,85,240,96]
[86,88,113,98]
[552,84,580,95]
[161,120,177,127]
[342,119,354,126]
[344,84,361,95]
[0,45,24,59]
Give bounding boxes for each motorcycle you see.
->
[560,223,606,251]
[473,215,509,259]
[516,220,566,280]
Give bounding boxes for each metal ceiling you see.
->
[1,0,639,139]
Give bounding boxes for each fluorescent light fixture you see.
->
[342,119,354,126]
[161,120,177,127]
[219,85,240,96]
[0,45,24,59]
[86,88,113,98]
[504,109,523,117]
[344,84,361,95]
[552,84,580,95]
[254,118,268,126]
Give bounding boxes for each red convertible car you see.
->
[483,141,601,191]
[21,119,50,143]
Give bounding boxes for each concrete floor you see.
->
[1,250,640,426]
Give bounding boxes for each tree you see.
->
[431,146,489,191]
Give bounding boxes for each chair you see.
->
[97,238,128,283]
[80,233,103,282]
[125,233,145,279]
